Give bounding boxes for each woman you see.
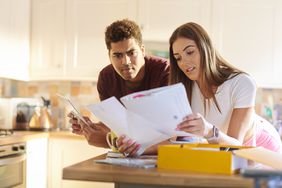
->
[170,22,282,152]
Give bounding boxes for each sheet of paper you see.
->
[87,83,194,155]
[87,97,128,135]
[121,83,193,136]
[234,147,282,170]
[57,93,89,126]
[94,157,157,169]
[87,97,170,155]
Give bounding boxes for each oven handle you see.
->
[0,154,26,166]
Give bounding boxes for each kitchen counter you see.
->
[62,154,254,188]
[0,130,84,145]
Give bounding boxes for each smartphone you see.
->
[57,93,89,126]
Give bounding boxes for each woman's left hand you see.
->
[176,113,213,137]
[116,135,141,157]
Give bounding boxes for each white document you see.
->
[87,83,193,155]
[57,93,90,126]
[234,147,282,170]
[87,97,169,155]
[120,83,192,136]
[94,157,157,169]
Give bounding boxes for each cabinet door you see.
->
[272,1,282,87]
[48,138,113,188]
[30,0,65,80]
[211,0,282,87]
[0,0,30,80]
[26,138,48,188]
[137,0,212,42]
[65,0,138,80]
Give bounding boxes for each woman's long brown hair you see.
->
[169,22,244,114]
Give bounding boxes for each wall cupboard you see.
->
[30,0,137,81]
[211,0,282,87]
[30,0,65,80]
[137,0,212,42]
[0,0,282,87]
[137,0,282,87]
[0,0,30,81]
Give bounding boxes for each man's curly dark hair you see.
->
[105,19,142,50]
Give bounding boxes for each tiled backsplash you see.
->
[0,78,100,130]
[1,78,282,131]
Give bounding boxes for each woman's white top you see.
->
[191,73,256,133]
[191,73,281,147]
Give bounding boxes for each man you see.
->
[69,19,169,155]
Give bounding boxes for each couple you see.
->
[69,19,282,157]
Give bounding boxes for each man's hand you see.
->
[82,120,110,148]
[68,112,83,135]
[67,112,110,148]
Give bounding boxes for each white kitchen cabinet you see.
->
[137,0,212,42]
[8,0,282,86]
[64,0,138,80]
[272,1,282,87]
[26,138,48,188]
[211,0,282,87]
[0,0,30,80]
[30,0,137,81]
[138,0,282,88]
[30,0,66,80]
[48,138,113,188]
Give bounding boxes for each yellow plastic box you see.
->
[158,143,250,175]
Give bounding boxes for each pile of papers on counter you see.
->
[95,154,157,169]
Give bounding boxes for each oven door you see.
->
[0,153,26,188]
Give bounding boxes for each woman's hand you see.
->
[176,113,213,138]
[116,135,141,157]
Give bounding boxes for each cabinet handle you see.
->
[0,154,26,166]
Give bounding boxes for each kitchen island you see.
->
[63,154,254,188]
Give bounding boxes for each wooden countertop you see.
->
[0,130,85,145]
[63,155,254,188]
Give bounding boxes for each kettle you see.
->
[29,97,56,130]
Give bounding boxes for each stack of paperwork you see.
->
[87,83,194,155]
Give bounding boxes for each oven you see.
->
[0,142,26,188]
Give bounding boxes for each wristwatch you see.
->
[205,125,219,144]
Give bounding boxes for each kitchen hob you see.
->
[0,129,14,138]
[0,130,49,146]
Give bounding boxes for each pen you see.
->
[219,147,239,151]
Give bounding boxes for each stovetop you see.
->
[0,129,14,137]
[0,129,26,158]
[0,142,26,158]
